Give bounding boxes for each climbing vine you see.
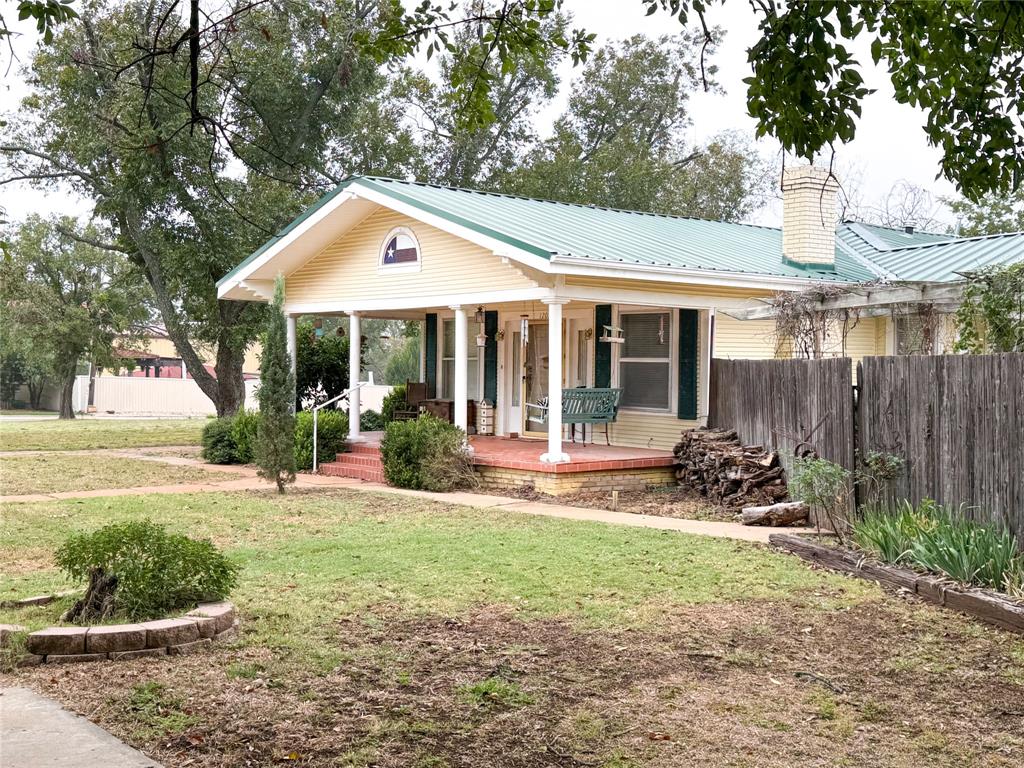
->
[771,284,863,358]
[954,263,1024,354]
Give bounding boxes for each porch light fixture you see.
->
[474,305,486,324]
[599,324,624,344]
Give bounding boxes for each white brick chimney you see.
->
[781,165,839,268]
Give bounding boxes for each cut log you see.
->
[738,502,809,526]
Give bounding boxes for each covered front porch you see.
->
[284,294,715,464]
[320,431,678,495]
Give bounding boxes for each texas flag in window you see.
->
[383,232,419,264]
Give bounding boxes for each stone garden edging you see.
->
[769,533,1024,635]
[3,601,237,666]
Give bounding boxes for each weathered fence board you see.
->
[708,353,1024,543]
[708,358,855,526]
[858,353,1024,540]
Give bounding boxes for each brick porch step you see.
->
[319,445,385,483]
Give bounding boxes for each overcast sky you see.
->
[1,0,958,228]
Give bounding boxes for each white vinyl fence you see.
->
[16,377,392,418]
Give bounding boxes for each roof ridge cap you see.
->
[884,229,1024,252]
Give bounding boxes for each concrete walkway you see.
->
[1,687,161,767]
[1,449,783,543]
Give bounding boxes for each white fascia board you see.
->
[548,255,856,292]
[217,191,356,298]
[347,182,555,275]
[284,286,554,316]
[558,284,761,310]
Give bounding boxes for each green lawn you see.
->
[0,454,240,496]
[0,418,204,451]
[0,489,865,642]
[3,490,1022,768]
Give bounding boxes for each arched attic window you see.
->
[378,226,422,273]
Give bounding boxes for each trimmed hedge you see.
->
[201,408,348,469]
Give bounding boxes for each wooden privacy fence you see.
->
[858,354,1024,538]
[708,358,856,527]
[707,353,1024,542]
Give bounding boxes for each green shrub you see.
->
[853,499,934,565]
[55,520,238,621]
[852,498,1024,594]
[380,415,475,491]
[201,416,238,464]
[790,457,853,542]
[360,409,385,431]
[231,409,261,464]
[294,409,349,470]
[910,510,1022,591]
[380,384,407,423]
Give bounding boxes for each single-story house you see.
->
[217,165,1023,490]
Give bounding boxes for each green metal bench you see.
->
[527,387,622,445]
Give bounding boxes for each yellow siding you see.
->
[609,411,695,450]
[713,315,779,359]
[286,208,536,304]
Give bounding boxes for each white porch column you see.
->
[540,298,570,464]
[285,314,297,378]
[700,308,715,426]
[348,312,362,442]
[451,305,468,433]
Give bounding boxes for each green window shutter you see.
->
[594,305,612,387]
[677,309,699,420]
[424,313,438,397]
[483,310,498,403]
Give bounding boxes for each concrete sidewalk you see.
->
[1,687,161,767]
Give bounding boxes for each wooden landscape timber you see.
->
[674,428,790,511]
[770,533,1024,635]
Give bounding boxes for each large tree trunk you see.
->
[213,336,247,417]
[58,364,77,419]
[27,376,45,410]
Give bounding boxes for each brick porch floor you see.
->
[320,432,677,491]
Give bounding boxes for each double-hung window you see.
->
[618,311,672,410]
[441,319,480,400]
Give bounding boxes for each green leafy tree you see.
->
[646,1,1024,200]
[953,264,1024,354]
[255,276,296,493]
[397,13,566,187]
[2,1,418,416]
[505,34,772,219]
[295,320,350,410]
[945,191,1024,237]
[1,216,146,418]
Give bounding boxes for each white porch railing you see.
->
[312,382,366,473]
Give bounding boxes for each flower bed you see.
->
[1,601,237,666]
[769,534,1024,635]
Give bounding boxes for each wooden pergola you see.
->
[721,281,966,321]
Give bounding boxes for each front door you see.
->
[523,322,550,436]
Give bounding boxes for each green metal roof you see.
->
[221,176,1023,289]
[863,231,1024,282]
[354,177,876,283]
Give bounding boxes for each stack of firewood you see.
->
[673,428,795,515]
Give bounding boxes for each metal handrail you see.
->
[312,382,366,473]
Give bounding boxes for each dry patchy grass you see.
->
[0,453,240,496]
[0,418,204,452]
[3,490,1022,766]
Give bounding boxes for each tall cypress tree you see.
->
[255,276,296,493]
